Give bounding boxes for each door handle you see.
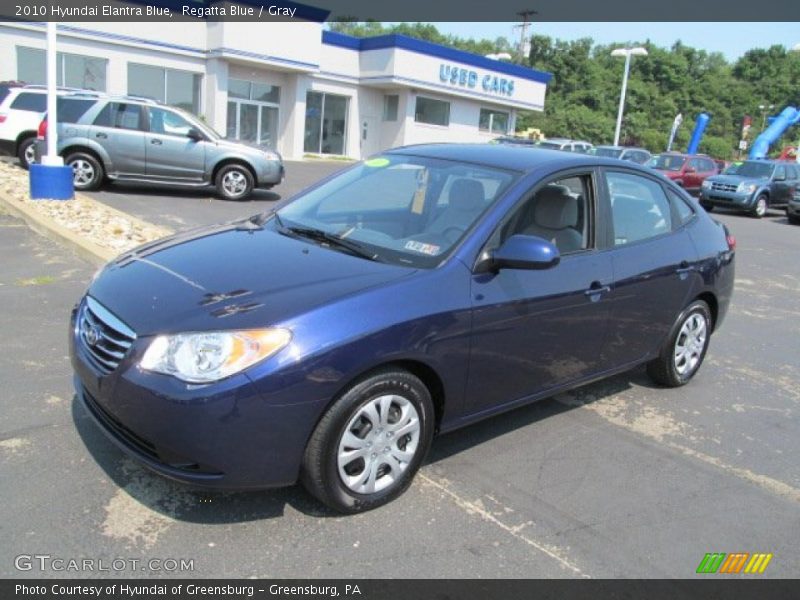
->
[150,139,162,145]
[584,282,611,297]
[675,261,694,276]
[95,132,107,139]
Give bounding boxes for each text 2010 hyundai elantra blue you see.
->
[70,144,735,513]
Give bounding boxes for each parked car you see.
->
[537,138,594,153]
[590,145,651,164]
[647,152,719,195]
[35,94,284,200]
[0,83,89,168]
[71,144,735,513]
[699,160,799,217]
[490,135,537,147]
[787,188,800,225]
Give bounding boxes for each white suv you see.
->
[0,83,84,168]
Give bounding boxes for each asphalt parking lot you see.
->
[1,178,799,578]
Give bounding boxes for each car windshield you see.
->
[274,154,519,268]
[591,147,624,158]
[174,107,222,139]
[648,155,686,171]
[725,161,774,179]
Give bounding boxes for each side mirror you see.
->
[476,234,560,273]
[187,128,204,142]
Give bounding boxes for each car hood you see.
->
[216,137,279,156]
[706,174,765,186]
[88,222,413,336]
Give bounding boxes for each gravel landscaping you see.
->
[0,160,172,254]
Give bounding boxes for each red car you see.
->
[647,153,719,195]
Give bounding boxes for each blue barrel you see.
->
[29,164,74,200]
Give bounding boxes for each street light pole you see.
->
[611,47,647,147]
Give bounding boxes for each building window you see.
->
[127,63,201,113]
[225,79,281,149]
[304,91,348,155]
[383,95,399,121]
[479,108,509,134]
[16,46,107,91]
[228,78,280,104]
[415,96,450,126]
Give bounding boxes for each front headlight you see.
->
[140,329,291,383]
[701,179,712,189]
[263,150,281,161]
[737,182,757,194]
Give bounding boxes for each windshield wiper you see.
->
[280,225,382,262]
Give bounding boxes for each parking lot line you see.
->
[418,472,589,577]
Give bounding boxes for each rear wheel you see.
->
[647,299,712,387]
[301,368,434,513]
[751,194,768,218]
[215,164,254,201]
[17,136,36,169]
[65,152,104,191]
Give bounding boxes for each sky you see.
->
[431,22,800,62]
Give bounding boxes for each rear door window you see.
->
[9,92,47,112]
[93,102,144,131]
[606,171,673,246]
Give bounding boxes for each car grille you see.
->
[77,297,136,375]
[711,182,738,192]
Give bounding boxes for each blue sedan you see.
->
[70,145,735,513]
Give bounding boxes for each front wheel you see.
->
[647,299,712,387]
[215,164,254,201]
[751,194,768,218]
[65,152,104,191]
[787,211,800,225]
[301,369,435,513]
[700,201,714,212]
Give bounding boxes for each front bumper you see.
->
[699,188,755,210]
[254,160,284,187]
[70,305,326,490]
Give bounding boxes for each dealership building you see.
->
[0,17,551,160]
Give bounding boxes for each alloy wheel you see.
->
[222,170,247,197]
[71,159,95,186]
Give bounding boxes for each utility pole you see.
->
[513,10,537,62]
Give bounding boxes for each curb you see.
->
[0,193,117,267]
[0,161,173,267]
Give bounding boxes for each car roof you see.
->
[387,143,643,173]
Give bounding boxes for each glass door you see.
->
[304,91,348,155]
[226,100,279,149]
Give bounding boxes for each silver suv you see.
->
[35,94,284,200]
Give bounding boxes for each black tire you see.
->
[751,194,768,218]
[787,212,800,225]
[301,368,435,514]
[215,163,254,201]
[17,136,36,169]
[65,152,104,191]
[647,299,713,387]
[700,202,714,212]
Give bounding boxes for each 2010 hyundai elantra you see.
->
[70,144,735,513]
